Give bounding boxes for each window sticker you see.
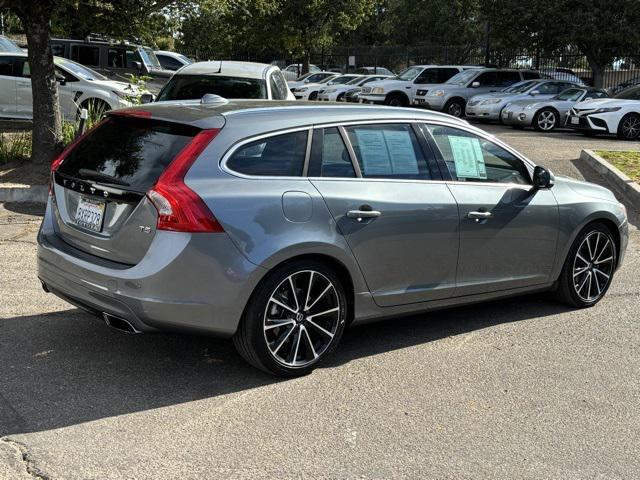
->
[447,135,487,179]
[354,128,418,175]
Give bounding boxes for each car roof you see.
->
[111,99,469,131]
[176,60,273,77]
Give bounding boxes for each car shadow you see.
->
[1,201,45,217]
[0,292,570,436]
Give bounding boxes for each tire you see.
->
[444,98,465,118]
[384,93,408,107]
[78,98,110,120]
[309,91,319,101]
[533,108,558,132]
[233,260,348,377]
[336,93,345,102]
[617,113,640,140]
[555,222,617,308]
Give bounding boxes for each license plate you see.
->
[75,197,105,232]
[570,116,579,125]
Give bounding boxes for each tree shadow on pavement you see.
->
[0,293,571,436]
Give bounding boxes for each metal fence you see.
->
[181,44,640,90]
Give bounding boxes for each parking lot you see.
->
[1,125,639,479]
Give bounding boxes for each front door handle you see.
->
[347,206,381,221]
[467,210,492,220]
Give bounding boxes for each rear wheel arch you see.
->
[384,91,410,106]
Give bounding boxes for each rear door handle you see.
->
[467,211,492,220]
[347,207,381,221]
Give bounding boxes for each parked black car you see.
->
[50,37,172,93]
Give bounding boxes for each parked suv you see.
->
[359,65,477,106]
[0,52,139,121]
[38,100,628,376]
[414,68,542,117]
[50,37,173,93]
[155,61,295,101]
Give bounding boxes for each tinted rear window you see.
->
[58,117,199,192]
[157,74,267,101]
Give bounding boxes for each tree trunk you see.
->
[302,52,310,75]
[581,46,606,88]
[18,4,62,164]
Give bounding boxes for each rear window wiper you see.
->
[78,168,130,187]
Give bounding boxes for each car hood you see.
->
[555,175,618,203]
[505,98,549,109]
[91,79,141,94]
[364,79,410,91]
[573,98,638,108]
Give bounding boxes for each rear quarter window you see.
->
[226,131,308,177]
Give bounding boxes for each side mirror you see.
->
[133,61,142,74]
[533,165,554,189]
[471,81,480,88]
[530,90,540,96]
[55,74,66,86]
[140,93,154,104]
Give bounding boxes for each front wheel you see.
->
[444,98,465,118]
[233,261,348,377]
[533,108,558,132]
[555,223,617,308]
[617,113,640,140]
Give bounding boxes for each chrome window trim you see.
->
[220,126,312,180]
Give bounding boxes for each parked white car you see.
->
[282,63,321,81]
[317,74,390,102]
[154,50,193,71]
[0,53,140,121]
[291,74,361,100]
[566,85,640,140]
[359,65,477,106]
[287,71,337,90]
[0,36,22,53]
[155,61,295,101]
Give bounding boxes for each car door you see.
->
[424,123,558,296]
[309,123,460,307]
[13,57,32,119]
[54,65,82,121]
[0,56,17,117]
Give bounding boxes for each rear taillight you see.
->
[147,128,223,233]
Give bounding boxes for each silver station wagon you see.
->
[38,99,629,376]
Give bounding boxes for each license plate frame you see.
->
[570,116,580,125]
[74,196,106,233]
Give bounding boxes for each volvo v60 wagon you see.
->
[37,99,629,376]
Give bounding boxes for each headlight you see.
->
[482,99,502,105]
[112,90,132,100]
[371,87,385,94]
[428,90,445,97]
[416,89,428,96]
[593,107,621,113]
[525,104,536,110]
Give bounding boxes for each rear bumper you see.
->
[37,199,265,337]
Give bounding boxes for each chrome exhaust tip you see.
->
[103,313,141,334]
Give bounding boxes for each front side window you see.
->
[536,82,563,94]
[157,74,268,101]
[344,124,431,180]
[107,48,126,68]
[583,90,608,100]
[319,128,355,178]
[447,69,478,86]
[555,88,584,101]
[426,124,530,185]
[227,131,308,177]
[0,57,13,76]
[474,71,498,86]
[414,68,440,84]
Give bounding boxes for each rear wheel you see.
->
[444,98,465,118]
[78,98,110,120]
[617,113,640,140]
[533,108,558,132]
[233,260,348,377]
[555,223,616,308]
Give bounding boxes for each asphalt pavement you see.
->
[0,125,639,479]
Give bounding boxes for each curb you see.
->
[580,149,640,210]
[0,185,48,203]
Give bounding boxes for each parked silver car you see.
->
[502,87,609,131]
[38,100,629,376]
[466,80,580,122]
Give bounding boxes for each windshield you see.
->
[140,47,162,69]
[177,54,193,64]
[306,73,331,83]
[554,88,583,101]
[329,76,357,85]
[0,37,22,53]
[504,80,538,93]
[54,57,107,81]
[318,75,338,84]
[615,85,640,100]
[446,69,479,86]
[157,74,268,101]
[295,72,313,81]
[346,76,366,85]
[396,66,423,81]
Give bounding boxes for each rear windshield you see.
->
[157,74,267,101]
[58,116,199,192]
